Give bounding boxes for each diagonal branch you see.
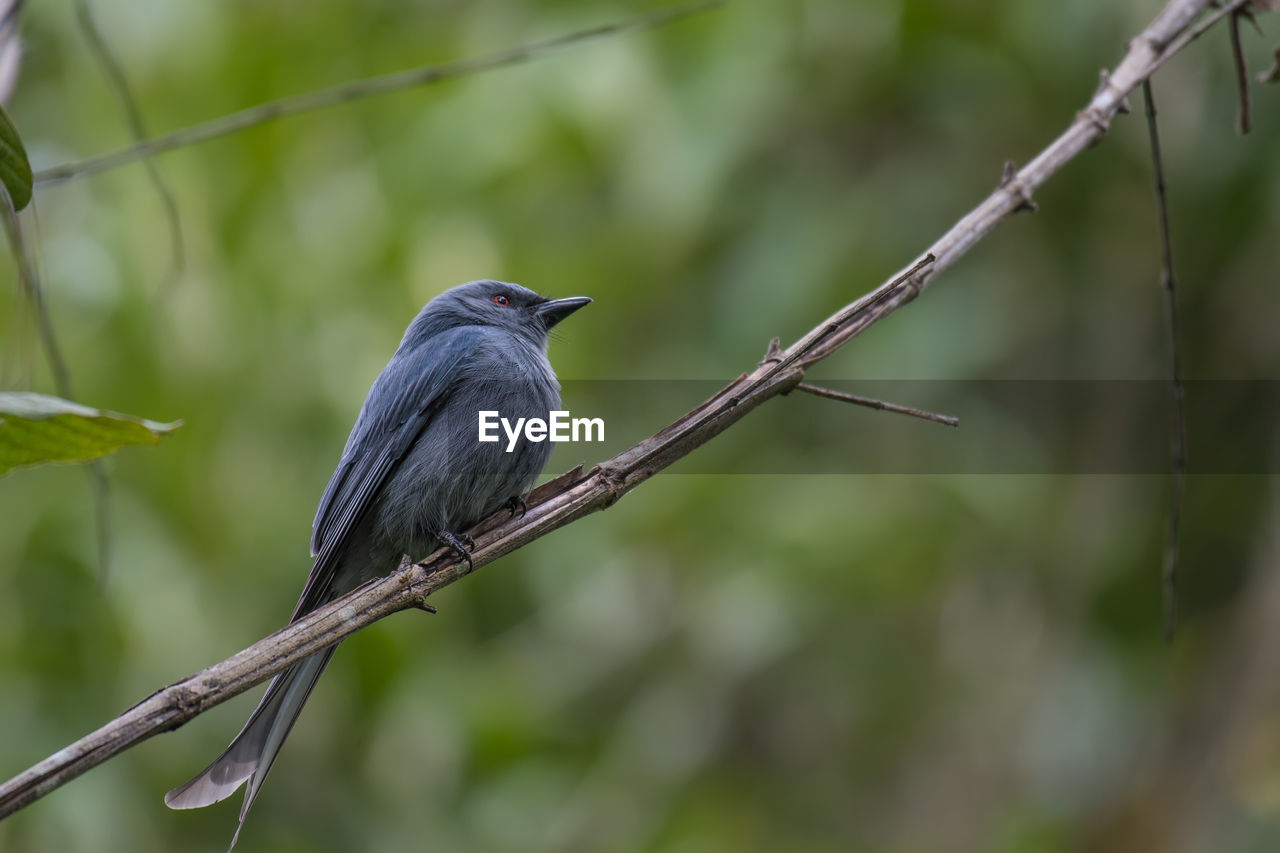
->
[32,0,727,186]
[0,0,1242,822]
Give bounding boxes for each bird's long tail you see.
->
[164,646,338,848]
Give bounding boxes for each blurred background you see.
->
[2,0,1280,850]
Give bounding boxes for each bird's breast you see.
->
[374,343,561,555]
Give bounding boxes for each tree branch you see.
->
[32,0,727,186]
[0,0,1242,822]
[795,382,959,428]
[1141,80,1188,642]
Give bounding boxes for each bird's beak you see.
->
[535,296,592,328]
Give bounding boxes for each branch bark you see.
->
[0,0,1245,822]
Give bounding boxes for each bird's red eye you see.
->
[492,294,510,306]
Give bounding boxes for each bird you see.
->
[164,280,591,848]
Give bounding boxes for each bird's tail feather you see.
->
[164,646,338,846]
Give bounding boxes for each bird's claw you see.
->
[505,495,528,518]
[437,530,474,570]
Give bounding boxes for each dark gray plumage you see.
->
[165,280,590,848]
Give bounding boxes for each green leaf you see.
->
[0,392,181,475]
[0,104,32,211]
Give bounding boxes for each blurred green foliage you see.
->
[2,1,1279,851]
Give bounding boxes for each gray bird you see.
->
[165,280,590,847]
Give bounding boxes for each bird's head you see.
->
[408,280,591,347]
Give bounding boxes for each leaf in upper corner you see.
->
[0,392,182,475]
[0,102,30,210]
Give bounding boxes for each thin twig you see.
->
[3,197,116,582]
[795,382,959,427]
[70,0,161,582]
[1146,0,1251,77]
[0,0,1234,821]
[33,0,727,186]
[1,195,70,397]
[1229,9,1252,134]
[1,192,115,580]
[72,0,185,278]
[1142,80,1188,643]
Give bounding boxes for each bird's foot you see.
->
[505,495,528,518]
[437,530,474,570]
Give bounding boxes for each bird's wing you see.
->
[294,325,481,621]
